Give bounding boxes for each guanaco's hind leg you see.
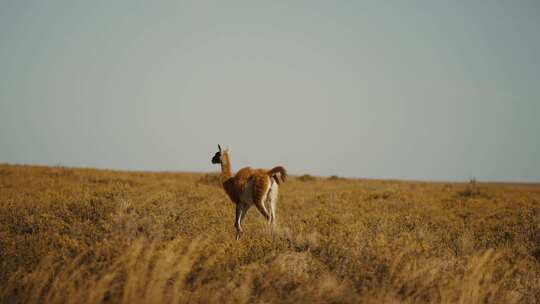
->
[254,199,271,222]
[267,181,278,225]
[253,178,272,222]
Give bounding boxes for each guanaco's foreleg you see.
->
[234,203,246,240]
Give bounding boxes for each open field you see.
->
[1,164,540,303]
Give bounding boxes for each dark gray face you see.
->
[211,151,221,164]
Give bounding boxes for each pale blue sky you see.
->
[1,1,539,181]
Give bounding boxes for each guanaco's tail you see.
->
[267,166,287,184]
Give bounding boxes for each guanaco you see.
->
[211,145,287,240]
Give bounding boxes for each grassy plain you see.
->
[1,164,540,303]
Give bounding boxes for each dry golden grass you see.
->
[1,164,540,303]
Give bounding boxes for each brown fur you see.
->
[267,166,287,184]
[214,148,286,239]
[219,154,274,218]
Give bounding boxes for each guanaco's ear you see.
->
[218,144,222,152]
[226,146,231,153]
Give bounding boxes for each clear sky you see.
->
[1,1,539,182]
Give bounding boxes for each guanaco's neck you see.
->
[220,152,232,181]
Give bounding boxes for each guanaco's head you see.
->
[211,144,224,164]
